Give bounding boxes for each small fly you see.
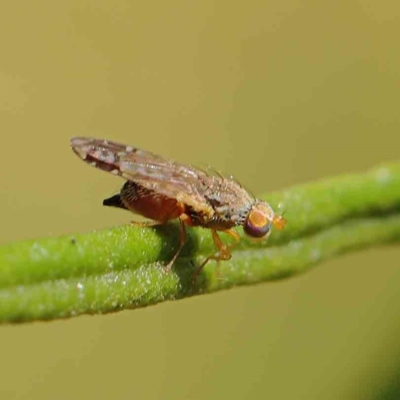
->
[71,137,286,277]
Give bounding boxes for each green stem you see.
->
[0,162,399,323]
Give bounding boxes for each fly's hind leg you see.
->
[130,220,163,228]
[163,214,192,273]
[193,229,240,282]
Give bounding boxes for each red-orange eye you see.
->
[244,209,271,238]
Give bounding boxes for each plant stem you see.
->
[0,161,399,323]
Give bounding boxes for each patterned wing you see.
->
[70,137,212,212]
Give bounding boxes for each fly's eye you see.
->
[244,209,271,238]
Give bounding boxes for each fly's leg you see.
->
[130,220,163,228]
[193,229,240,282]
[163,214,192,272]
[224,229,241,243]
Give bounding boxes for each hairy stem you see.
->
[0,162,399,323]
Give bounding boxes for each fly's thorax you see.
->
[203,177,253,218]
[184,178,252,229]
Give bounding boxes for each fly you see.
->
[70,137,286,277]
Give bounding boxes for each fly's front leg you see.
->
[193,229,240,281]
[224,229,241,246]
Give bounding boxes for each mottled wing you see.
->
[70,137,212,212]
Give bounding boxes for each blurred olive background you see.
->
[1,1,400,399]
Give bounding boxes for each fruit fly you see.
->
[70,137,286,276]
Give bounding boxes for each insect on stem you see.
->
[70,137,286,277]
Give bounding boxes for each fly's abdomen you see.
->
[120,181,184,222]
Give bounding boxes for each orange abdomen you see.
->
[120,182,184,222]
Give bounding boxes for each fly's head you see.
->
[243,200,286,241]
